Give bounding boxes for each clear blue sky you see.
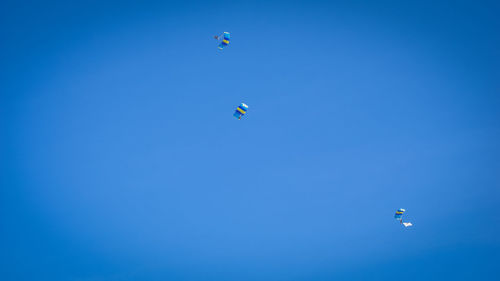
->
[1,0,499,280]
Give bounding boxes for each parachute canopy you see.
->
[394,208,405,221]
[218,32,230,50]
[234,103,248,119]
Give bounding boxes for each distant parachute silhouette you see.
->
[395,208,413,227]
[233,103,248,120]
[214,32,230,50]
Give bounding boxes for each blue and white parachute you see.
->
[233,103,248,120]
[215,32,230,50]
[395,208,412,227]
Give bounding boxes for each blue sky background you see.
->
[1,0,499,280]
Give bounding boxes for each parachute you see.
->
[394,208,405,221]
[395,208,412,227]
[215,32,230,50]
[233,103,248,120]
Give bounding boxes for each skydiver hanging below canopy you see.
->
[395,208,413,227]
